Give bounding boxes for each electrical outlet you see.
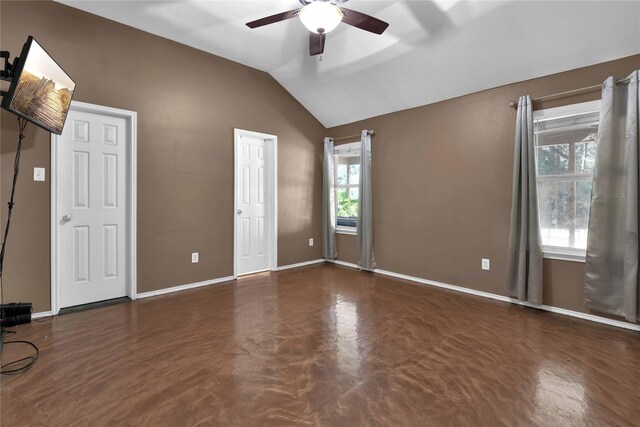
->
[192,252,199,263]
[482,258,490,270]
[33,167,45,182]
[309,238,314,247]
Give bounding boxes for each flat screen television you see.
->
[1,36,75,135]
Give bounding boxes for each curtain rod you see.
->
[331,130,375,143]
[508,77,631,109]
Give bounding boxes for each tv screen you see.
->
[1,36,75,135]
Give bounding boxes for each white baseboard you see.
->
[326,259,357,269]
[274,259,325,271]
[30,262,640,332]
[328,260,640,332]
[135,276,235,299]
[375,268,513,304]
[515,301,640,331]
[32,310,54,319]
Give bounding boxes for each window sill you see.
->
[335,227,357,236]
[543,247,586,263]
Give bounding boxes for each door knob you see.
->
[62,214,72,223]
[237,209,242,215]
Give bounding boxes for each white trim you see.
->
[51,101,137,314]
[237,268,271,277]
[335,226,357,235]
[375,268,514,304]
[272,136,278,276]
[327,260,640,332]
[333,141,360,155]
[523,302,640,331]
[32,311,54,319]
[274,259,324,271]
[136,276,234,299]
[233,129,278,279]
[376,268,640,331]
[543,247,586,263]
[326,259,358,269]
[533,99,601,121]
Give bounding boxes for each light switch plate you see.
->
[482,258,490,270]
[309,238,314,247]
[192,252,199,263]
[33,167,45,182]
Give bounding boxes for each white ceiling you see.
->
[58,0,640,127]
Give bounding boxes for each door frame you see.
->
[233,128,278,278]
[50,101,137,314]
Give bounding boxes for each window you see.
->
[533,100,600,261]
[334,142,360,233]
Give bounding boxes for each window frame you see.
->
[334,142,360,235]
[533,99,600,263]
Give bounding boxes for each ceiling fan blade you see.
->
[309,32,326,56]
[340,8,389,35]
[246,9,300,29]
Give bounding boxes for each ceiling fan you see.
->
[246,0,389,56]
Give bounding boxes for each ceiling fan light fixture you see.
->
[299,2,343,34]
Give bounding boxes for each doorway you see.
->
[234,128,277,277]
[51,101,137,313]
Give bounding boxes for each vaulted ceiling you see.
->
[58,1,640,127]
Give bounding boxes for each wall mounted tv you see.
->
[1,36,75,135]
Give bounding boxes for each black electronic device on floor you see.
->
[1,303,33,327]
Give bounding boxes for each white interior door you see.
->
[235,132,275,276]
[56,108,127,308]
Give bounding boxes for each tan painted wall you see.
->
[0,1,324,311]
[328,54,640,319]
[2,1,638,321]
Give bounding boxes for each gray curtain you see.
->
[506,95,543,304]
[322,137,337,260]
[357,130,376,270]
[585,71,639,323]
